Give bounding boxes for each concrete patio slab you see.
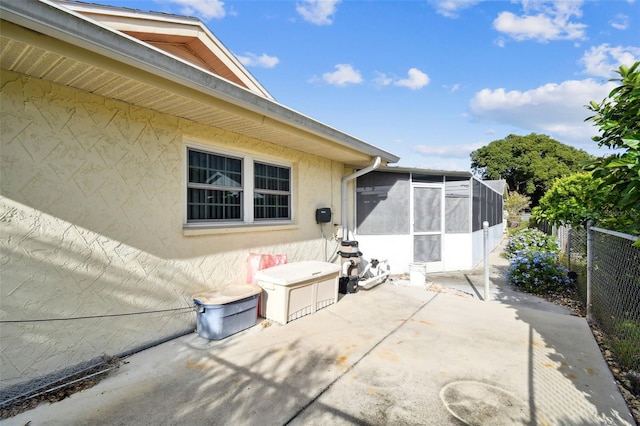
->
[4,242,635,425]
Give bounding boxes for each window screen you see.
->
[187,149,242,222]
[490,189,497,226]
[481,185,488,227]
[186,147,293,224]
[413,187,441,233]
[445,179,470,233]
[254,162,291,220]
[356,172,410,235]
[472,178,504,230]
[412,174,443,184]
[472,179,482,231]
[414,235,441,262]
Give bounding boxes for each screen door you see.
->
[412,185,443,271]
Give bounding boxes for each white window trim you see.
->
[183,141,294,230]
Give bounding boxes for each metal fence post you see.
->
[586,220,594,322]
[483,221,489,301]
[567,227,571,271]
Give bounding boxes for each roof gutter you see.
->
[341,156,382,240]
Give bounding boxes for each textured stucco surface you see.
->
[0,70,344,389]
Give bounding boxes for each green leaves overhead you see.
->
[586,62,640,151]
[584,61,640,239]
[471,61,639,241]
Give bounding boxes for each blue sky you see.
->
[76,0,638,170]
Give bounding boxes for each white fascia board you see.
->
[55,0,274,100]
[195,25,275,100]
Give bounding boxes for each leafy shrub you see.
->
[507,220,529,236]
[505,192,531,223]
[505,228,559,260]
[506,250,570,294]
[611,340,640,377]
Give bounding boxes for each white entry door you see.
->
[412,185,444,272]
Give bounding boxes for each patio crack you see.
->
[283,291,441,425]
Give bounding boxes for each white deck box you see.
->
[255,261,341,325]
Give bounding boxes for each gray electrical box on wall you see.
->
[316,207,331,223]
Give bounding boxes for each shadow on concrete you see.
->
[66,335,374,425]
[5,239,634,425]
[487,242,634,425]
[463,274,484,300]
[426,239,633,424]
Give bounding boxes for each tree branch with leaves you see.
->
[584,61,640,240]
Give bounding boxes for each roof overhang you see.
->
[54,0,274,99]
[0,0,400,168]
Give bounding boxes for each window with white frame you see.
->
[186,146,291,224]
[254,162,291,220]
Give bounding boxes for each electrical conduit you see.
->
[341,156,381,240]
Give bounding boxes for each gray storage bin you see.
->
[193,284,261,340]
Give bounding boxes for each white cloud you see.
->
[373,72,393,88]
[296,0,340,25]
[430,0,483,18]
[413,142,484,158]
[169,0,225,19]
[395,68,430,90]
[469,79,618,146]
[322,64,363,86]
[443,83,461,93]
[236,52,279,68]
[610,13,629,30]
[580,44,640,78]
[374,69,430,90]
[493,1,587,42]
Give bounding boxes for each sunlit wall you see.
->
[0,70,343,389]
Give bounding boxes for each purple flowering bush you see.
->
[505,228,559,260]
[506,228,569,294]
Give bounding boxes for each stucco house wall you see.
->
[0,70,344,388]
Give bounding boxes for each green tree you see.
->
[504,192,530,223]
[585,61,640,239]
[531,173,605,227]
[532,170,637,236]
[470,133,592,206]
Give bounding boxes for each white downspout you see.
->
[341,156,382,240]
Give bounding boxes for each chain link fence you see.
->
[0,312,193,418]
[556,226,588,302]
[589,226,640,374]
[554,225,640,374]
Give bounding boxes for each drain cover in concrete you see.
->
[440,381,529,425]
